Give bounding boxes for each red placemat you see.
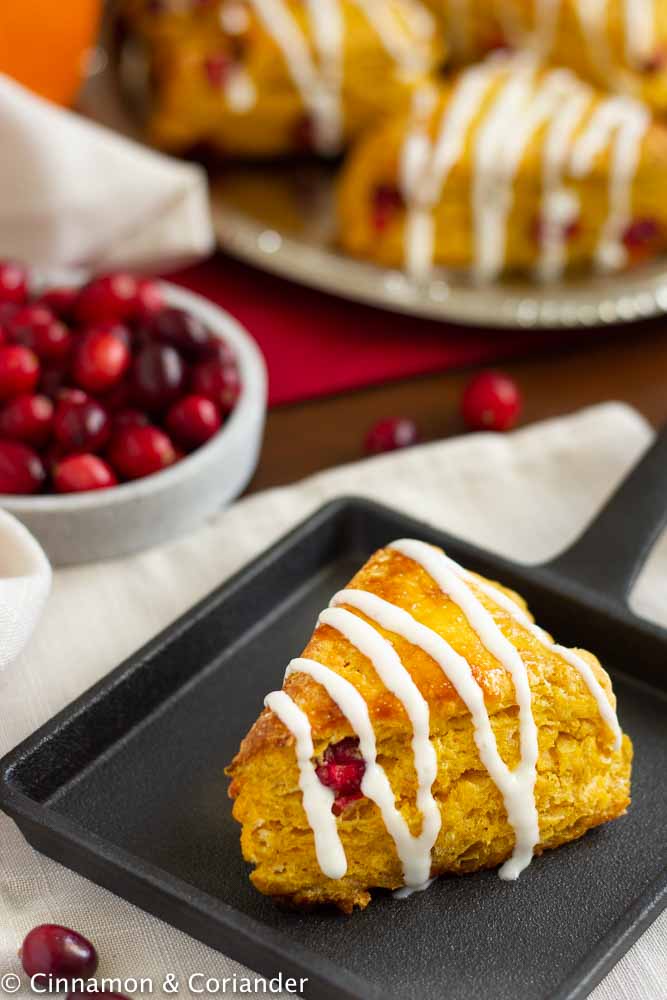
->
[166,253,609,407]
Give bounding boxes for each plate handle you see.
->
[543,422,667,603]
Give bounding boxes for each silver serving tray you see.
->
[81,22,667,329]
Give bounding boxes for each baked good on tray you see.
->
[426,0,667,112]
[122,0,445,157]
[227,540,632,912]
[337,53,667,282]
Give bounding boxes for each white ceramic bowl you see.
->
[1,283,267,566]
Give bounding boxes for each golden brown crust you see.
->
[227,545,632,912]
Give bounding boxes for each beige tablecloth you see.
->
[1,401,665,1000]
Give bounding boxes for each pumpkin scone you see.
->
[337,53,667,283]
[227,540,632,912]
[428,0,667,112]
[122,0,446,158]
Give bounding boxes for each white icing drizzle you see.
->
[401,60,503,282]
[537,83,592,282]
[249,0,341,153]
[357,0,434,76]
[242,0,433,154]
[331,587,538,880]
[220,2,250,34]
[532,0,561,56]
[265,538,624,889]
[264,689,347,879]
[398,51,650,282]
[625,0,655,67]
[570,96,650,271]
[388,539,541,879]
[225,69,257,113]
[434,551,623,749]
[285,656,434,886]
[473,57,551,283]
[319,606,441,881]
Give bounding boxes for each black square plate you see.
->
[2,429,667,1000]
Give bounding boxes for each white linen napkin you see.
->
[0,402,664,1000]
[0,74,214,272]
[0,509,50,673]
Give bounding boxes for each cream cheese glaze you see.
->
[264,540,622,892]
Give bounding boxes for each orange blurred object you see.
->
[0,0,102,106]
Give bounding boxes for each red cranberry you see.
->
[371,185,404,232]
[641,47,667,73]
[20,924,98,984]
[142,307,209,358]
[364,417,419,455]
[623,217,661,250]
[0,441,45,494]
[131,343,186,411]
[0,302,19,327]
[0,345,39,400]
[54,454,118,493]
[0,394,53,446]
[461,370,522,432]
[113,408,150,432]
[39,365,70,400]
[134,278,164,319]
[315,738,366,815]
[108,425,177,480]
[166,394,222,449]
[8,306,72,362]
[101,378,132,413]
[0,261,28,304]
[199,334,237,365]
[68,995,129,1000]
[190,359,241,414]
[7,304,54,336]
[72,328,131,393]
[53,394,111,453]
[293,113,315,151]
[74,273,139,324]
[38,286,79,319]
[204,52,232,87]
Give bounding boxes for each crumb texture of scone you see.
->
[227,540,632,913]
[121,0,445,158]
[338,53,667,282]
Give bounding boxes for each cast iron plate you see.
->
[1,498,666,1000]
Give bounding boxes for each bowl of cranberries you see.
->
[0,264,267,565]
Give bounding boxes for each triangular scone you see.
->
[427,0,667,112]
[121,0,445,158]
[338,53,667,282]
[227,540,632,913]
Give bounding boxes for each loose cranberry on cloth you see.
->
[166,254,618,407]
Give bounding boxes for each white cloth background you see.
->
[0,509,50,673]
[0,401,665,1000]
[0,75,214,272]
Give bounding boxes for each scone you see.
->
[122,0,445,157]
[227,539,632,913]
[428,0,667,111]
[423,0,507,63]
[337,53,667,282]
